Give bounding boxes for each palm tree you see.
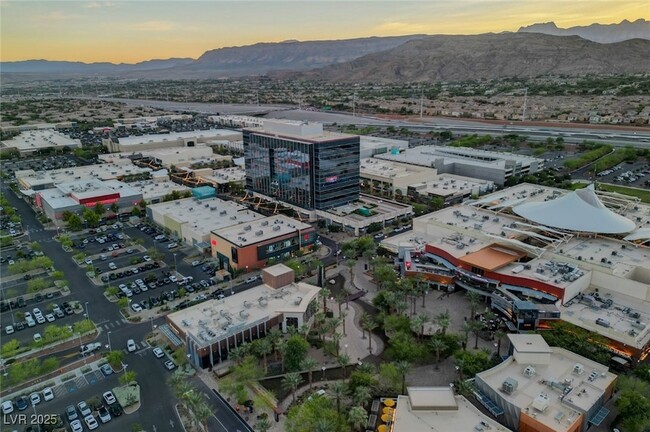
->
[348,405,368,431]
[276,338,287,373]
[332,331,342,357]
[338,353,350,378]
[298,323,311,340]
[229,344,248,365]
[346,258,357,289]
[340,310,348,336]
[301,357,318,390]
[495,330,506,358]
[461,322,471,351]
[110,203,119,216]
[330,381,347,414]
[282,372,303,404]
[361,315,377,353]
[267,328,282,360]
[436,311,451,335]
[429,338,447,369]
[255,338,273,374]
[469,320,483,349]
[314,418,336,432]
[193,400,212,432]
[329,317,343,337]
[455,357,466,381]
[335,292,345,316]
[352,386,372,408]
[256,417,272,432]
[320,287,331,312]
[394,360,411,394]
[466,291,482,320]
[357,362,376,375]
[416,274,428,308]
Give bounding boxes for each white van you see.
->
[26,316,36,327]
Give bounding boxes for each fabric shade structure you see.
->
[377,425,388,432]
[512,184,636,234]
[384,399,395,407]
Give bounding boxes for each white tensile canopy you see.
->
[512,184,636,234]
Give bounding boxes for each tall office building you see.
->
[244,120,360,210]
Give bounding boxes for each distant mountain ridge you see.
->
[518,19,650,43]
[285,33,650,83]
[0,58,194,74]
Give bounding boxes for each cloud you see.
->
[132,20,176,32]
[84,2,114,8]
[36,11,81,21]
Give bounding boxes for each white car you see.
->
[42,387,54,401]
[169,275,177,283]
[153,347,165,359]
[143,255,152,262]
[36,315,46,324]
[103,391,117,405]
[30,392,41,406]
[86,415,99,430]
[33,333,42,343]
[127,339,136,352]
[45,313,56,323]
[167,242,178,249]
[5,325,14,335]
[130,303,142,313]
[78,401,92,417]
[108,262,117,270]
[1,400,13,414]
[70,419,83,432]
[84,257,93,265]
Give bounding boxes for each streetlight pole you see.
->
[108,331,112,351]
[79,334,86,365]
[173,253,177,273]
[85,301,90,322]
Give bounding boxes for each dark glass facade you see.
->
[244,130,360,210]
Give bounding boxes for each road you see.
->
[0,183,251,432]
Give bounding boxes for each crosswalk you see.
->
[97,318,129,331]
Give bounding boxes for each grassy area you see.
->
[570,182,650,203]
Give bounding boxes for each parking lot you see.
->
[593,161,650,186]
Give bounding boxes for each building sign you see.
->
[82,198,119,208]
[325,176,338,183]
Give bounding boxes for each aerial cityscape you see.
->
[1,2,650,432]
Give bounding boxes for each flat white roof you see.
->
[247,120,356,143]
[359,135,408,150]
[39,179,140,209]
[409,173,493,198]
[1,129,80,151]
[508,334,553,354]
[16,163,151,189]
[125,180,190,201]
[376,145,543,169]
[213,214,311,247]
[149,196,264,233]
[198,166,246,185]
[477,347,616,432]
[360,158,436,181]
[117,130,240,146]
[393,391,512,432]
[167,281,320,348]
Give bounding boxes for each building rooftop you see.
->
[409,173,494,198]
[124,180,190,201]
[477,339,616,432]
[212,214,312,247]
[560,287,650,352]
[359,135,408,154]
[167,281,320,348]
[197,166,246,185]
[148,196,263,232]
[16,162,151,190]
[508,334,553,354]
[1,129,80,151]
[39,179,140,209]
[360,158,437,181]
[376,145,543,169]
[117,130,240,147]
[246,120,356,143]
[392,388,512,432]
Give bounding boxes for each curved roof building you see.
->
[512,184,636,234]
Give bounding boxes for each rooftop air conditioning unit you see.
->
[244,225,252,231]
[294,296,303,305]
[502,377,518,395]
[573,363,584,375]
[255,230,263,236]
[523,366,536,377]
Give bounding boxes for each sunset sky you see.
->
[1,0,648,63]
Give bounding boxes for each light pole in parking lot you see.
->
[79,333,86,365]
[107,331,112,351]
[173,253,177,273]
[84,301,90,322]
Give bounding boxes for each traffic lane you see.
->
[93,252,148,273]
[189,377,253,432]
[2,309,88,347]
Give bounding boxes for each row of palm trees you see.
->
[169,375,213,432]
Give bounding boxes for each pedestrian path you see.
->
[96,318,130,332]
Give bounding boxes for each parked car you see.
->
[42,387,54,402]
[97,405,112,423]
[100,363,113,376]
[78,401,92,417]
[103,391,117,405]
[153,347,165,358]
[127,339,136,353]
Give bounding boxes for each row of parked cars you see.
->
[5,303,72,334]
[99,260,159,283]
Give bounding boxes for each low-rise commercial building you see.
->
[360,158,437,198]
[16,162,151,192]
[125,180,190,204]
[376,145,544,186]
[210,214,315,271]
[407,173,494,205]
[0,129,81,155]
[475,334,616,432]
[147,196,264,250]
[383,183,650,361]
[391,387,511,432]
[359,136,408,159]
[104,130,241,153]
[36,179,142,224]
[166,264,320,368]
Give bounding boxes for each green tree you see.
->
[330,381,347,414]
[253,338,273,374]
[285,334,309,372]
[67,213,83,231]
[110,203,119,215]
[94,203,106,217]
[301,357,318,390]
[106,350,125,369]
[394,360,411,394]
[429,338,447,369]
[82,207,100,228]
[348,406,368,431]
[282,372,303,404]
[119,370,137,386]
[466,291,482,320]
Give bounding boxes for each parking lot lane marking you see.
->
[85,371,97,384]
[65,380,77,393]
